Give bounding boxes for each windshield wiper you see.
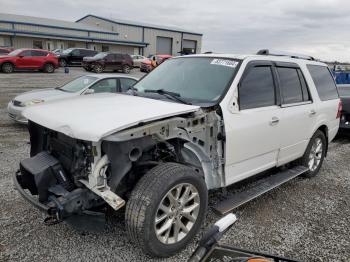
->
[144,89,192,105]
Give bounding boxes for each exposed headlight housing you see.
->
[23,99,45,107]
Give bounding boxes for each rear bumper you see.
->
[339,113,350,131]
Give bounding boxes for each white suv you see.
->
[15,51,341,257]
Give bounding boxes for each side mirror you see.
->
[84,89,95,95]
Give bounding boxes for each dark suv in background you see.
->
[57,48,98,67]
[82,53,133,73]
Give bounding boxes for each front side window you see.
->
[120,78,137,92]
[20,50,32,57]
[277,67,304,104]
[90,79,117,93]
[71,49,80,56]
[239,66,276,110]
[307,65,339,101]
[134,57,240,105]
[57,76,98,93]
[31,50,47,57]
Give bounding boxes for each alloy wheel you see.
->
[308,137,323,172]
[154,183,200,245]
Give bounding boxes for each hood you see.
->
[83,56,97,62]
[14,88,76,103]
[0,55,11,59]
[23,93,200,142]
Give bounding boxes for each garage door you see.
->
[182,39,197,54]
[156,37,172,55]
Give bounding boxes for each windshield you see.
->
[62,48,74,55]
[338,85,350,97]
[8,49,23,56]
[133,57,240,105]
[93,53,108,59]
[58,76,98,92]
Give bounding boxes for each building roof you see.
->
[0,13,116,34]
[76,14,203,36]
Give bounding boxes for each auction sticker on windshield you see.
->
[211,59,238,68]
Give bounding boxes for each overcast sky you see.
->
[1,0,350,61]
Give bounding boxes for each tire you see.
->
[125,163,208,257]
[59,59,67,67]
[122,65,131,74]
[93,64,104,73]
[296,130,327,178]
[43,63,55,73]
[1,62,14,73]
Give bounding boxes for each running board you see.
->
[214,166,308,215]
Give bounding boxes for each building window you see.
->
[68,42,75,48]
[102,45,109,52]
[33,40,43,49]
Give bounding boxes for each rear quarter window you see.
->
[307,65,339,101]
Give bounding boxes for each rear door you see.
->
[114,54,124,70]
[276,63,317,165]
[224,61,282,185]
[31,50,48,68]
[104,54,115,71]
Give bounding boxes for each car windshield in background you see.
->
[8,49,23,56]
[133,57,240,105]
[62,48,74,54]
[93,53,108,59]
[58,76,98,92]
[338,86,350,97]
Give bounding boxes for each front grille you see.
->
[12,100,22,107]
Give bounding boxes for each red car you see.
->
[0,47,14,55]
[140,54,173,73]
[0,49,59,73]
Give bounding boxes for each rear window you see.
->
[307,65,339,101]
[277,67,310,104]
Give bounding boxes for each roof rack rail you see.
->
[257,49,316,61]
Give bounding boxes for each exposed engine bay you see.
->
[15,109,225,222]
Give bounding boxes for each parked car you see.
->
[140,54,172,72]
[131,54,147,67]
[8,74,138,123]
[57,48,98,67]
[82,53,133,73]
[337,85,350,133]
[14,51,340,257]
[0,47,14,55]
[0,49,58,73]
[52,49,63,55]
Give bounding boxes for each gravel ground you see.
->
[0,68,349,262]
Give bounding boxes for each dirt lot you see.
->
[0,68,349,262]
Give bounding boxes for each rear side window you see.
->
[31,50,47,57]
[120,78,137,92]
[277,67,310,104]
[239,66,276,110]
[307,65,339,101]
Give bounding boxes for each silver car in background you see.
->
[7,74,138,123]
[131,55,147,68]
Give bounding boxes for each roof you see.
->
[76,14,203,36]
[182,53,326,66]
[0,13,117,34]
[86,74,139,80]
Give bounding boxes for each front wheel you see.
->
[296,130,327,178]
[2,62,14,73]
[125,163,208,257]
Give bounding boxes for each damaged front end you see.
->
[14,121,122,225]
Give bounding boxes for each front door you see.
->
[16,50,34,68]
[224,62,282,185]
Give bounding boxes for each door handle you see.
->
[309,109,317,116]
[270,117,280,125]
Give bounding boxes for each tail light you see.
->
[336,100,343,119]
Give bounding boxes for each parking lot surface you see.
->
[0,68,349,262]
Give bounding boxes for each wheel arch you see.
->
[0,60,15,68]
[316,124,329,156]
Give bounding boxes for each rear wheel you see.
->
[43,63,55,73]
[296,130,326,178]
[2,62,14,73]
[122,65,131,74]
[125,163,208,257]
